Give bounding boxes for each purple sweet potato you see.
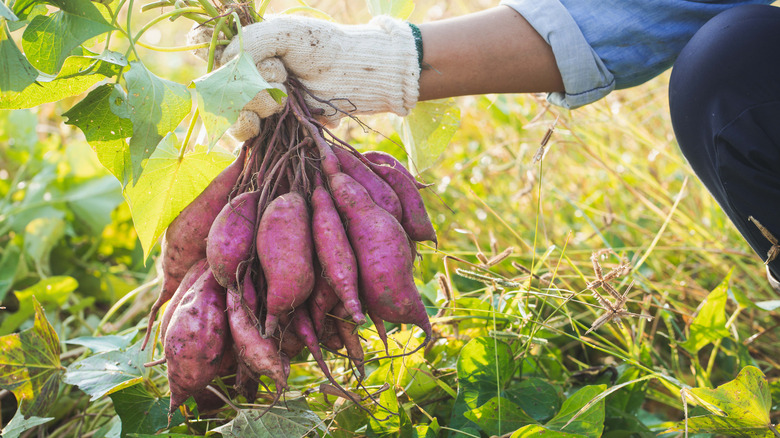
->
[207,190,261,289]
[368,160,437,245]
[146,147,246,350]
[159,259,209,345]
[332,303,365,377]
[332,146,402,222]
[256,192,315,336]
[164,268,229,413]
[311,179,365,326]
[362,150,429,189]
[328,172,432,343]
[290,307,335,380]
[308,269,341,336]
[320,316,344,351]
[226,269,289,394]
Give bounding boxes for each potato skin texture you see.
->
[333,146,402,222]
[256,192,315,336]
[159,258,209,345]
[164,268,228,414]
[207,190,261,289]
[328,172,431,340]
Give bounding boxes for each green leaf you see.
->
[63,83,133,183]
[545,385,607,437]
[211,398,325,437]
[464,396,537,436]
[0,297,64,417]
[682,271,731,352]
[504,377,562,422]
[510,424,585,437]
[21,0,114,75]
[23,216,66,277]
[6,4,46,32]
[109,384,185,438]
[412,418,440,438]
[366,0,414,19]
[123,61,191,181]
[0,409,54,438]
[191,52,275,149]
[64,339,146,400]
[66,330,138,353]
[122,134,234,259]
[66,175,124,233]
[448,337,516,434]
[365,331,436,401]
[0,3,19,21]
[0,25,39,93]
[0,276,77,335]
[667,366,774,437]
[0,51,126,109]
[0,243,21,302]
[401,98,460,173]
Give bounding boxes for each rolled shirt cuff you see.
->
[500,0,615,109]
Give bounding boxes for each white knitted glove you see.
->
[192,15,420,140]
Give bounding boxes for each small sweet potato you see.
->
[362,150,429,189]
[207,190,261,288]
[332,303,365,377]
[308,269,341,336]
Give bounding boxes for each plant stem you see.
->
[180,108,200,159]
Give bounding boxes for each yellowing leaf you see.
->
[366,0,415,19]
[401,98,460,173]
[0,297,64,417]
[123,134,234,259]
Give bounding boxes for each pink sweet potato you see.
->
[368,161,437,245]
[256,192,315,336]
[320,315,344,351]
[207,190,261,289]
[332,146,402,222]
[310,180,365,325]
[290,306,334,380]
[226,269,289,395]
[362,150,429,189]
[147,147,246,350]
[328,172,432,343]
[159,259,209,346]
[164,268,229,413]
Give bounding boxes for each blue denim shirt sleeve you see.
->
[500,0,775,109]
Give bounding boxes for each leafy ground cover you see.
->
[1,0,779,437]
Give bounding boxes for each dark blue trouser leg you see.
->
[669,4,780,279]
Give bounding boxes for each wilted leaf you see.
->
[21,0,114,74]
[64,339,146,400]
[191,52,276,149]
[0,297,64,416]
[122,134,234,259]
[66,330,138,353]
[0,276,77,335]
[0,26,39,94]
[0,51,126,109]
[109,383,185,438]
[682,271,731,352]
[122,61,191,181]
[448,337,516,433]
[401,98,460,173]
[212,398,325,437]
[668,366,774,437]
[0,409,54,438]
[366,0,414,19]
[464,396,537,436]
[63,83,133,183]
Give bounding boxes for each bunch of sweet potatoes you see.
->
[143,80,435,415]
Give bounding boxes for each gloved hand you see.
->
[188,15,421,141]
